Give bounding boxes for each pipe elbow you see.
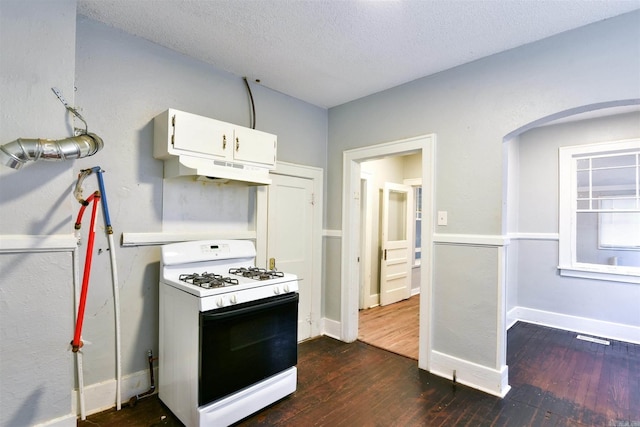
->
[0,133,104,169]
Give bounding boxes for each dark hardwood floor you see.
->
[358,294,419,360]
[78,322,640,426]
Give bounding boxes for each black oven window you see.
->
[198,293,298,406]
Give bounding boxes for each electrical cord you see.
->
[243,77,256,129]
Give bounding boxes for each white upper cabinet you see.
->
[172,110,233,160]
[154,109,277,169]
[232,126,277,167]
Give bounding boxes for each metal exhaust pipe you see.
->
[0,133,104,170]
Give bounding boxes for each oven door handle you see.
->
[201,293,299,320]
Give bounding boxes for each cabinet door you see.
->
[233,126,277,167]
[172,110,232,160]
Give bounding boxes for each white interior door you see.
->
[267,174,314,340]
[380,182,413,306]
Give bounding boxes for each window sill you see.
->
[558,265,640,284]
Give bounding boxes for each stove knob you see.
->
[229,294,237,304]
[216,297,224,308]
[284,284,290,293]
[273,286,281,295]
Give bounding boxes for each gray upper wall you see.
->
[327,10,640,234]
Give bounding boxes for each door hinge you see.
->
[384,249,387,260]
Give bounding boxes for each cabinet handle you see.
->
[235,137,239,152]
[222,134,227,150]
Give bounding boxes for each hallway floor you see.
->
[358,294,419,359]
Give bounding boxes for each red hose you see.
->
[74,192,98,229]
[72,192,101,352]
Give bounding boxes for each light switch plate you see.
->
[437,211,448,226]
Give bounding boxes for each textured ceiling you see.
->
[77,0,640,108]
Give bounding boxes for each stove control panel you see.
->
[161,240,256,266]
[200,243,230,255]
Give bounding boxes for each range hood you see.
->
[153,109,277,185]
[163,155,272,185]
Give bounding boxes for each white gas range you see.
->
[158,240,299,427]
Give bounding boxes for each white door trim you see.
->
[256,161,323,339]
[359,172,373,309]
[341,134,436,372]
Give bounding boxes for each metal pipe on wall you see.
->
[0,133,103,169]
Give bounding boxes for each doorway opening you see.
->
[357,154,422,360]
[502,101,640,400]
[503,101,640,350]
[341,134,435,371]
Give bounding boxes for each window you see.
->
[559,139,640,283]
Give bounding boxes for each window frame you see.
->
[558,138,640,284]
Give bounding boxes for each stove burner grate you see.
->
[179,272,239,289]
[228,267,285,281]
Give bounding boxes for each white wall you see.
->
[0,4,328,425]
[514,112,640,328]
[327,10,640,390]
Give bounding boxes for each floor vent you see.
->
[576,334,610,345]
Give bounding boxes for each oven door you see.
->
[199,292,298,407]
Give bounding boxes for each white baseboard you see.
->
[321,317,342,340]
[72,367,157,417]
[365,293,379,309]
[506,307,519,330]
[509,306,640,345]
[320,317,513,398]
[430,351,511,398]
[34,413,76,427]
